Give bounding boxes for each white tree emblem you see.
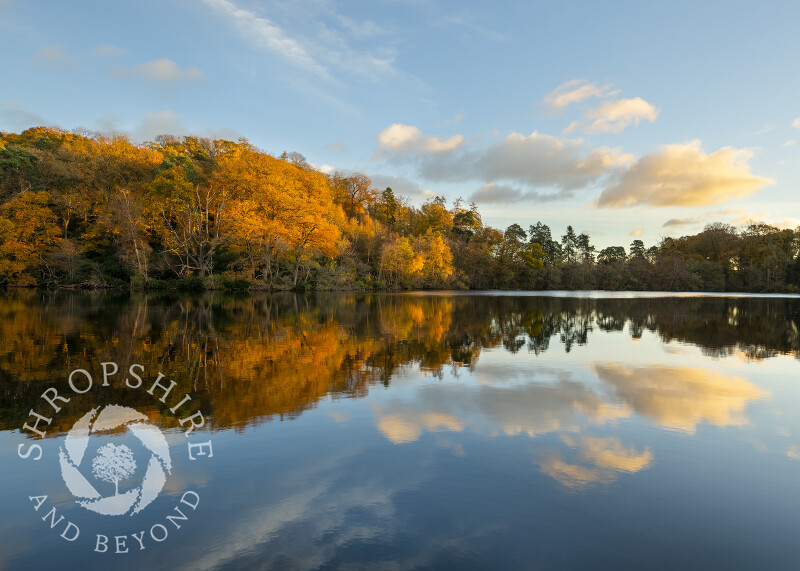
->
[92,443,137,496]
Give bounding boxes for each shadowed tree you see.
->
[561,225,578,264]
[629,240,646,259]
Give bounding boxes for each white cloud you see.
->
[783,140,796,147]
[755,123,773,135]
[313,163,335,174]
[443,13,505,42]
[326,141,347,151]
[660,209,797,234]
[542,79,618,111]
[200,0,400,82]
[92,44,126,57]
[377,123,464,154]
[201,0,328,77]
[470,183,524,204]
[629,228,644,237]
[726,209,768,227]
[204,127,244,141]
[34,44,67,62]
[0,101,47,131]
[423,134,464,152]
[567,97,659,134]
[0,106,241,146]
[377,125,634,204]
[132,111,243,144]
[135,110,187,142]
[377,123,422,151]
[111,59,204,84]
[792,117,800,128]
[721,209,800,230]
[595,140,773,208]
[32,44,74,69]
[368,174,434,200]
[771,218,800,230]
[95,114,125,134]
[336,15,385,38]
[662,217,700,228]
[465,133,632,187]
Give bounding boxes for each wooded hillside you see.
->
[1,127,799,292]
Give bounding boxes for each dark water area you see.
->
[1,290,800,570]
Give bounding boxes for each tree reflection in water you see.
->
[1,290,797,435]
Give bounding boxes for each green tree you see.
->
[561,225,578,264]
[598,246,627,264]
[629,240,646,259]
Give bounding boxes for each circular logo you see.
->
[58,404,172,516]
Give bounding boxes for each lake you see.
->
[1,290,800,570]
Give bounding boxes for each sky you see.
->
[1,0,799,249]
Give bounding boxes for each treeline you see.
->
[1,127,799,292]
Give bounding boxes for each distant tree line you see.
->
[1,127,799,292]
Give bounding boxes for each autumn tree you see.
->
[106,188,152,280]
[5,127,799,293]
[415,232,454,288]
[149,164,228,277]
[379,235,423,288]
[414,196,453,236]
[0,191,62,285]
[220,146,342,287]
[328,171,376,221]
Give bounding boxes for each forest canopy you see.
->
[1,127,799,292]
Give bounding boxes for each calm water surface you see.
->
[1,290,800,570]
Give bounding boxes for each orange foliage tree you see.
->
[0,191,62,285]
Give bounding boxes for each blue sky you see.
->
[2,0,799,249]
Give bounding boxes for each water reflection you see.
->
[2,291,800,569]
[370,361,767,488]
[373,372,631,443]
[2,290,797,435]
[539,436,653,490]
[593,364,766,433]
